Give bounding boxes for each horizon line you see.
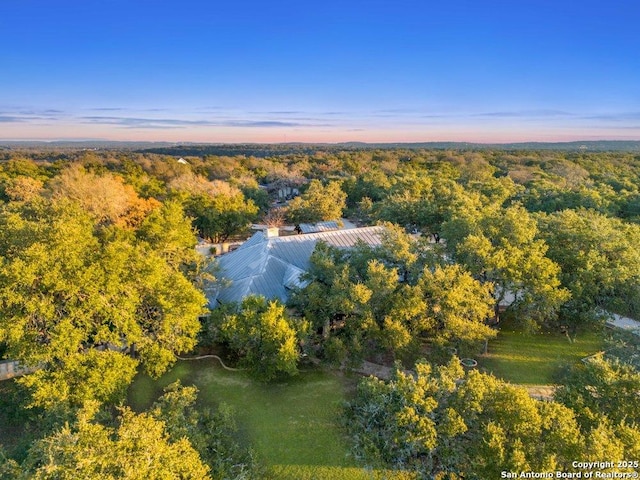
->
[2,138,640,145]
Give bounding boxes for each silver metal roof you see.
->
[297,221,340,234]
[210,226,384,305]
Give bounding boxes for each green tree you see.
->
[169,173,259,242]
[0,448,21,480]
[0,158,50,203]
[552,356,640,469]
[344,360,587,479]
[554,355,640,429]
[2,176,44,202]
[286,179,347,224]
[443,205,569,328]
[288,242,371,359]
[0,200,206,408]
[19,350,138,411]
[213,296,304,381]
[292,239,495,362]
[537,208,640,320]
[417,264,496,348]
[137,200,200,268]
[373,174,482,239]
[342,170,392,208]
[187,191,258,242]
[151,382,262,479]
[18,402,211,479]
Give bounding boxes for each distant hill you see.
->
[1,140,639,156]
[138,140,640,157]
[336,141,640,152]
[0,140,177,150]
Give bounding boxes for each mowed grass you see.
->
[128,359,364,476]
[270,465,417,480]
[478,325,604,385]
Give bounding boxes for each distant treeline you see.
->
[2,140,640,156]
[141,140,640,155]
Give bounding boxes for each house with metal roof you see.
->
[209,226,384,305]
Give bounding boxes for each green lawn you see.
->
[6,327,602,477]
[128,359,372,477]
[269,465,416,480]
[478,325,604,385]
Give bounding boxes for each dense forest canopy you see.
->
[2,146,639,351]
[1,145,639,478]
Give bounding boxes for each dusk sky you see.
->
[1,0,639,143]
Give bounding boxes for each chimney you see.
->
[264,227,280,238]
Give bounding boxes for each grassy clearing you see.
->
[478,324,604,385]
[128,359,361,474]
[270,465,416,479]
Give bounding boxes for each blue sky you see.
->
[1,0,639,142]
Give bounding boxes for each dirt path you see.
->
[523,384,556,401]
[351,360,397,380]
[351,360,558,401]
